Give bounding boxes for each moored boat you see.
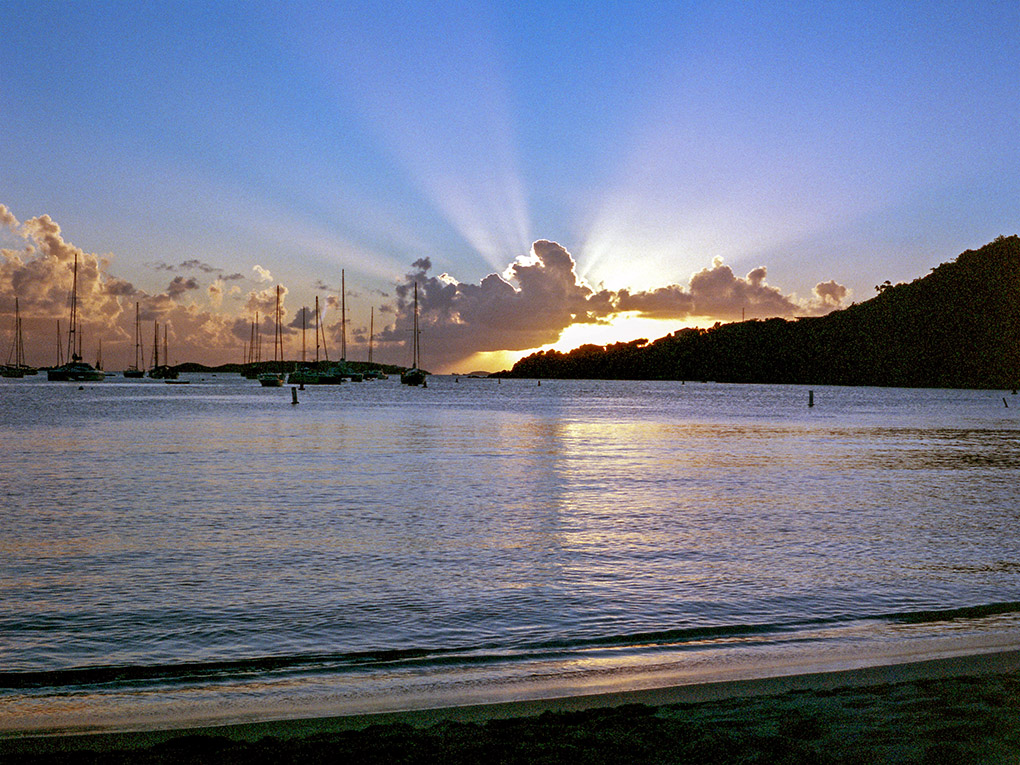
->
[2,297,36,378]
[148,321,178,379]
[286,295,345,385]
[47,254,104,382]
[257,285,285,387]
[400,282,426,386]
[257,371,285,387]
[123,302,145,377]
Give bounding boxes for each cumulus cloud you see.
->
[0,204,850,371]
[287,305,317,330]
[208,281,223,307]
[377,240,617,370]
[686,259,799,320]
[104,278,136,296]
[0,204,19,229]
[0,209,122,323]
[615,285,694,318]
[812,280,848,307]
[0,204,267,368]
[615,258,848,321]
[167,276,200,299]
[375,243,849,371]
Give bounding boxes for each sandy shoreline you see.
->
[4,649,1019,762]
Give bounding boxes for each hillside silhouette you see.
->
[500,236,1020,389]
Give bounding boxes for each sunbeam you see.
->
[298,2,531,272]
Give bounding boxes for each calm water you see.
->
[2,375,1019,734]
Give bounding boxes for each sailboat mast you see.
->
[369,306,374,364]
[301,304,306,364]
[341,270,346,361]
[274,284,283,363]
[67,253,79,362]
[14,297,24,368]
[152,321,159,368]
[134,302,141,369]
[314,295,320,363]
[163,324,169,367]
[412,281,419,369]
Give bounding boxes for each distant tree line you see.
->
[498,236,1020,390]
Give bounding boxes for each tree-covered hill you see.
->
[500,236,1020,389]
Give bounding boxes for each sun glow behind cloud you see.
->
[458,314,696,374]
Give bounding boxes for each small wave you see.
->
[883,600,1020,624]
[4,601,1017,692]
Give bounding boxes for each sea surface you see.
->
[2,374,1019,735]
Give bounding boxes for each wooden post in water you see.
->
[291,387,299,405]
[809,390,814,407]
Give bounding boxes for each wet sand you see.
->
[4,650,1019,763]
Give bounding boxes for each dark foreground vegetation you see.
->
[8,671,1019,764]
[501,236,1020,389]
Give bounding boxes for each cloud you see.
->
[616,257,848,321]
[104,278,136,296]
[812,280,848,307]
[0,204,19,229]
[615,285,694,318]
[0,205,849,372]
[152,258,224,274]
[287,305,317,330]
[686,259,799,320]
[375,243,849,371]
[167,276,200,299]
[182,259,220,274]
[0,204,265,368]
[0,210,122,323]
[208,281,223,307]
[378,240,616,371]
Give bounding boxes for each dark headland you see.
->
[498,236,1020,389]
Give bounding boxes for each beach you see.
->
[5,650,1018,763]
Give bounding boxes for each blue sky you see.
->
[3,1,1018,371]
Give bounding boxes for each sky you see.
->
[2,1,1018,373]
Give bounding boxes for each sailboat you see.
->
[362,306,387,379]
[257,285,285,386]
[2,297,35,377]
[148,321,179,379]
[336,269,362,381]
[123,302,145,377]
[241,312,261,378]
[288,295,344,385]
[47,254,105,381]
[400,282,426,386]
